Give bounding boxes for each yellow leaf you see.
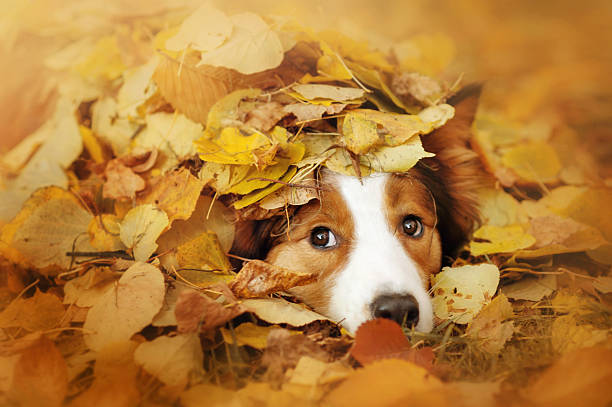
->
[88,215,124,251]
[79,125,106,164]
[199,162,251,194]
[220,322,287,350]
[551,315,609,354]
[393,33,456,76]
[478,188,527,227]
[138,168,204,222]
[75,35,126,81]
[233,166,297,209]
[197,127,275,166]
[0,289,65,331]
[469,225,536,256]
[341,111,379,155]
[165,4,232,52]
[83,263,165,352]
[119,205,169,262]
[134,112,203,173]
[316,41,353,80]
[324,359,446,407]
[291,84,365,102]
[242,298,328,327]
[228,159,293,195]
[173,232,231,273]
[116,57,158,118]
[134,333,203,387]
[198,12,284,75]
[1,186,93,273]
[432,263,500,324]
[501,142,562,184]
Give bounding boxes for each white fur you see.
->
[327,173,434,333]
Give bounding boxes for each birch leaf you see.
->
[119,205,169,262]
[83,262,165,351]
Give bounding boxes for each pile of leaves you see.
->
[1,2,611,406]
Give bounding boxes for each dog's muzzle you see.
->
[370,293,420,327]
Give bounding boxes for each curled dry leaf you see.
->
[83,262,165,351]
[102,159,145,200]
[242,298,329,327]
[466,294,514,354]
[230,259,317,298]
[9,336,68,407]
[1,186,94,273]
[244,101,287,131]
[432,263,500,324]
[0,289,65,332]
[119,204,169,262]
[134,333,203,388]
[262,328,331,385]
[174,289,245,333]
[350,318,434,371]
[259,175,319,210]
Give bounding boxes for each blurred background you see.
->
[1,0,611,179]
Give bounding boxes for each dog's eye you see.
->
[402,215,424,238]
[310,227,337,249]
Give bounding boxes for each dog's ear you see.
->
[420,83,487,258]
[230,217,284,261]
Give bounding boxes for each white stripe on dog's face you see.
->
[327,173,434,333]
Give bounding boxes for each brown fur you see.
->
[231,84,486,265]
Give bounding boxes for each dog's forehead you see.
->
[321,170,434,215]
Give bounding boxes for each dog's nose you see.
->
[371,294,420,327]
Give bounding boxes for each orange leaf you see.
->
[10,337,68,407]
[350,318,434,371]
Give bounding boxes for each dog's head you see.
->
[232,85,484,333]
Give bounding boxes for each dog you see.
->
[232,84,484,333]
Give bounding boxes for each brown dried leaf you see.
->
[9,336,68,407]
[118,148,158,173]
[83,262,165,351]
[174,289,245,333]
[466,294,514,354]
[137,168,204,222]
[262,328,330,385]
[244,101,287,131]
[102,160,145,200]
[153,43,316,125]
[0,289,65,332]
[350,318,434,371]
[282,103,347,122]
[230,259,317,298]
[242,298,329,327]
